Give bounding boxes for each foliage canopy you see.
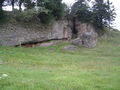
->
[0,0,116,30]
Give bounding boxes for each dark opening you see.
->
[15,38,68,47]
[72,17,78,39]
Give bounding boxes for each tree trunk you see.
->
[0,4,2,11]
[12,0,15,11]
[72,17,78,39]
[0,0,4,11]
[19,1,22,12]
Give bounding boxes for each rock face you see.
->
[0,20,72,46]
[82,32,97,48]
[72,21,98,48]
[0,19,98,48]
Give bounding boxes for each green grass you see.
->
[0,30,120,90]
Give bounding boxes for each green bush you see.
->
[38,12,54,24]
[0,10,8,24]
[0,10,5,20]
[15,9,38,22]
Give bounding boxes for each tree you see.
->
[71,0,91,22]
[17,0,24,12]
[40,0,64,20]
[92,0,116,29]
[52,0,64,20]
[7,0,17,11]
[3,0,20,11]
[24,0,35,9]
[106,0,116,28]
[0,0,5,10]
[0,0,5,19]
[37,0,65,23]
[11,0,15,11]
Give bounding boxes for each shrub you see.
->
[15,9,38,22]
[38,12,54,24]
[0,10,4,19]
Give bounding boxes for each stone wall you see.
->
[0,20,72,46]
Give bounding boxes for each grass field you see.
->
[0,30,120,90]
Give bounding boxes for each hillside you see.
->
[0,30,120,90]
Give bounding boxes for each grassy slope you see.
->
[0,30,120,90]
